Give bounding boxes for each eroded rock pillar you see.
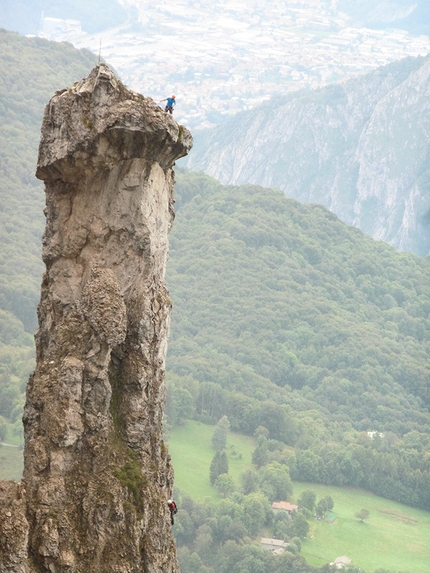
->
[1,63,192,573]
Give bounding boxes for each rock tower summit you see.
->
[0,64,192,572]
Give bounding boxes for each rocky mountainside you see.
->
[0,64,192,572]
[186,55,430,256]
[339,0,430,34]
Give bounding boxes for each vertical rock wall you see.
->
[0,64,192,573]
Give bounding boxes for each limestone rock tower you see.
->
[0,64,192,572]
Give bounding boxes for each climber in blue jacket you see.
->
[160,95,176,114]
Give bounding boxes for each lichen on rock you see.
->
[0,63,192,573]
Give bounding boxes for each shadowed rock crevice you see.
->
[0,63,192,573]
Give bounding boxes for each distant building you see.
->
[330,556,352,569]
[260,538,289,554]
[272,501,298,514]
[367,431,385,439]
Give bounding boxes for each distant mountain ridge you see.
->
[339,0,430,35]
[186,55,430,256]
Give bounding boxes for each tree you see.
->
[174,509,196,546]
[251,439,269,468]
[195,523,213,559]
[297,489,316,512]
[166,384,194,427]
[219,450,229,475]
[295,450,322,482]
[0,378,20,418]
[225,520,247,543]
[240,468,259,495]
[291,536,302,552]
[285,541,299,555]
[254,426,269,439]
[210,450,229,485]
[315,498,327,518]
[315,495,334,518]
[291,512,309,539]
[214,474,235,498]
[212,416,230,450]
[274,512,290,540]
[355,508,370,522]
[176,548,205,573]
[258,461,293,502]
[325,495,334,511]
[242,493,271,536]
[173,387,195,425]
[210,451,221,485]
[11,418,23,446]
[208,515,233,546]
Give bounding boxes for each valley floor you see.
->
[168,420,430,573]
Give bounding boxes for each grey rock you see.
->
[0,63,192,573]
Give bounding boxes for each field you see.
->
[293,482,430,573]
[168,421,430,573]
[166,419,256,500]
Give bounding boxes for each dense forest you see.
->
[166,169,430,511]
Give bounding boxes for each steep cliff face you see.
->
[0,64,192,572]
[187,55,430,256]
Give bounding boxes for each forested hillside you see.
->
[166,169,430,510]
[0,29,97,442]
[186,54,430,256]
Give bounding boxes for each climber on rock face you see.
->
[168,499,177,524]
[159,94,176,114]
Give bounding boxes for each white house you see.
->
[330,556,352,569]
[260,538,289,554]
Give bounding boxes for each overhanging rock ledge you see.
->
[0,63,192,573]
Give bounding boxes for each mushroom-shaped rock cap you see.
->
[36,64,192,182]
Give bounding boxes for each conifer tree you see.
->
[219,450,228,475]
[210,451,221,485]
[210,450,229,485]
[211,415,230,450]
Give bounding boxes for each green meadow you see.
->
[292,482,430,573]
[166,419,256,500]
[168,421,430,573]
